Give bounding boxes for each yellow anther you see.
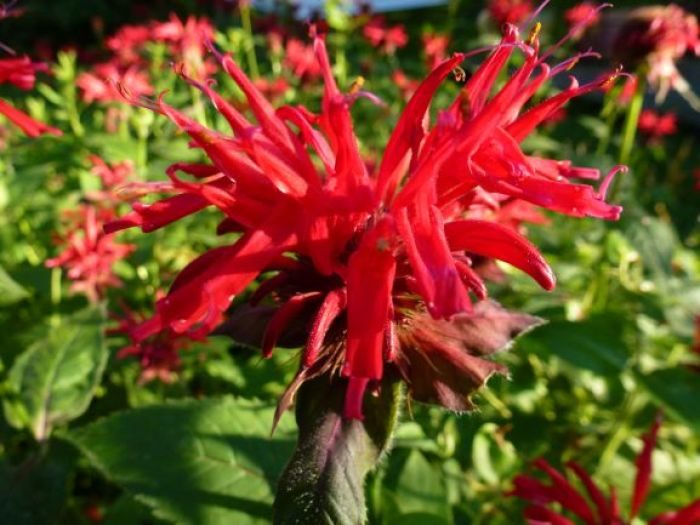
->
[349,76,365,94]
[452,66,467,82]
[527,22,542,46]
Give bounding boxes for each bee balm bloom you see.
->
[108,23,624,418]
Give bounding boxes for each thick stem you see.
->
[273,371,401,525]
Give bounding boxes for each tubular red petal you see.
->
[523,505,576,525]
[0,99,62,137]
[217,52,296,153]
[444,219,555,291]
[146,209,296,339]
[262,292,322,358]
[566,462,614,524]
[377,53,465,203]
[277,105,336,176]
[303,288,347,368]
[344,216,396,380]
[343,376,369,420]
[534,459,597,525]
[631,415,662,519]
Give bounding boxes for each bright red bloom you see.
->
[511,417,700,525]
[638,109,677,141]
[46,206,135,303]
[108,23,624,418]
[76,62,153,104]
[488,0,534,27]
[363,16,408,54]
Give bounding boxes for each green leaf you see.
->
[625,216,677,284]
[528,318,628,375]
[273,373,401,525]
[635,368,700,432]
[0,265,29,307]
[471,423,517,486]
[4,307,107,440]
[381,449,451,525]
[66,397,297,525]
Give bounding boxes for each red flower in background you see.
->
[108,21,625,419]
[488,0,534,27]
[363,16,408,54]
[638,109,677,141]
[423,32,450,71]
[511,417,700,525]
[611,4,700,106]
[151,14,216,80]
[106,23,152,66]
[565,2,601,38]
[46,206,135,303]
[110,303,190,384]
[392,69,419,100]
[77,62,153,104]
[284,38,322,81]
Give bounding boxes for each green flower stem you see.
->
[619,77,645,165]
[273,372,401,525]
[240,3,259,79]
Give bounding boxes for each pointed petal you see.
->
[444,219,555,290]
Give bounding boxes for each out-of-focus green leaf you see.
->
[528,318,628,375]
[381,450,451,524]
[635,368,700,432]
[471,423,517,486]
[625,216,677,284]
[3,307,106,440]
[66,397,297,525]
[0,265,29,306]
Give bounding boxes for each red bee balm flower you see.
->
[47,206,135,303]
[108,24,625,418]
[510,417,700,524]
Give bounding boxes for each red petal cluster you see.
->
[511,417,700,524]
[108,23,625,418]
[46,206,135,303]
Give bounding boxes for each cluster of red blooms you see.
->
[637,109,677,142]
[362,15,408,54]
[511,417,700,524]
[77,14,214,105]
[45,156,136,303]
[106,14,627,419]
[0,6,61,137]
